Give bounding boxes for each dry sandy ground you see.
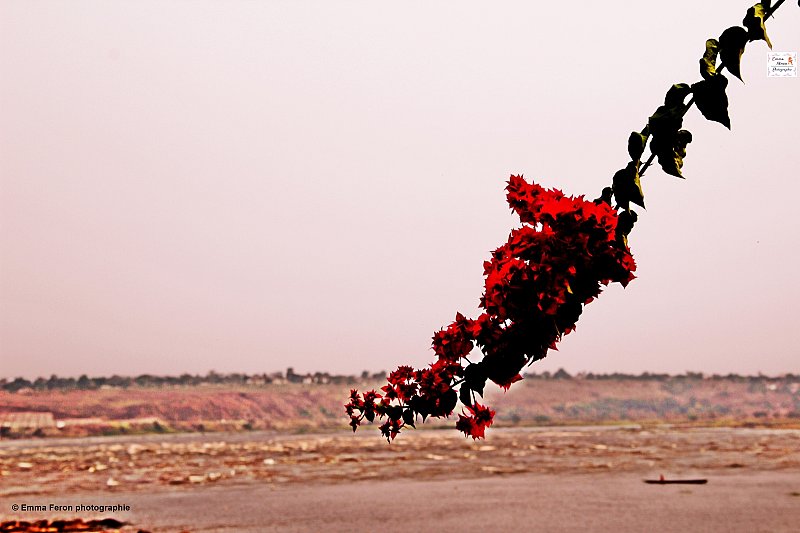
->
[1,426,799,532]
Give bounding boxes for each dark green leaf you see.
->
[719,26,749,81]
[459,385,472,407]
[743,4,772,49]
[612,161,645,211]
[409,396,431,421]
[594,186,613,206]
[627,130,648,161]
[700,39,720,80]
[615,210,638,247]
[463,362,487,397]
[647,94,690,178]
[387,405,403,421]
[648,104,684,138]
[440,388,458,414]
[650,129,692,178]
[665,83,692,107]
[692,74,731,129]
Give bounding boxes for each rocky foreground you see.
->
[1,426,799,532]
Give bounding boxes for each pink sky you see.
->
[1,1,799,379]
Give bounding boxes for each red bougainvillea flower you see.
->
[345,175,637,440]
[432,312,475,361]
[455,403,496,439]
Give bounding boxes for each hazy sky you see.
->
[1,1,798,379]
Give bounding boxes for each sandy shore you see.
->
[2,426,799,531]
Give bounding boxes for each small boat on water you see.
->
[644,474,708,485]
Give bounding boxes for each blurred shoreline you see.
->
[1,373,799,440]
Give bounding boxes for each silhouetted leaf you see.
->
[440,388,458,414]
[594,186,614,206]
[409,395,430,420]
[402,409,416,428]
[387,405,403,421]
[651,129,692,178]
[743,4,772,48]
[612,161,644,211]
[647,86,693,178]
[464,362,487,396]
[484,352,527,388]
[648,105,682,138]
[627,128,649,161]
[616,210,638,247]
[647,84,691,141]
[692,74,731,129]
[719,26,749,81]
[665,83,692,107]
[459,385,472,407]
[700,39,720,80]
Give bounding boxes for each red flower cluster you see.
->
[455,402,496,439]
[346,176,637,440]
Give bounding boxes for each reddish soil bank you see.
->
[1,376,799,438]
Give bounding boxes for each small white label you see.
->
[767,52,797,77]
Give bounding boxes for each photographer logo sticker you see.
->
[768,52,797,77]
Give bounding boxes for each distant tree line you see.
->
[523,369,799,383]
[0,368,389,393]
[0,368,796,393]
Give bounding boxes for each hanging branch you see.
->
[609,1,786,245]
[345,1,793,442]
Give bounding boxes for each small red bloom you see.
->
[387,366,415,384]
[432,313,475,361]
[379,418,403,442]
[455,402,495,440]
